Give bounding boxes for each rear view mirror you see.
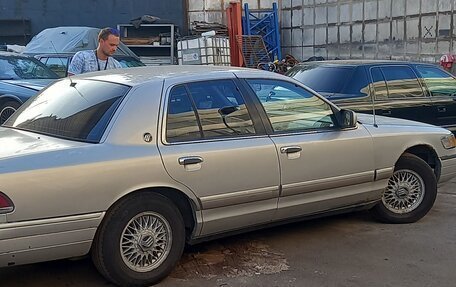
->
[338,109,357,129]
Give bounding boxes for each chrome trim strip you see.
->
[441,154,456,161]
[0,207,13,214]
[163,134,271,146]
[1,212,104,229]
[0,212,104,241]
[282,171,375,197]
[200,186,279,209]
[375,167,394,180]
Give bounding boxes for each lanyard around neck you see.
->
[94,50,109,71]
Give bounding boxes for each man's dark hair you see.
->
[98,27,120,41]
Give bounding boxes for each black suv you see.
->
[287,60,456,133]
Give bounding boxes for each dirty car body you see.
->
[1,66,456,286]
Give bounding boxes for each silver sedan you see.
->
[1,66,456,286]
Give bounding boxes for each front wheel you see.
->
[370,154,437,223]
[0,100,21,124]
[92,193,185,286]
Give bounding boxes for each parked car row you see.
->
[0,66,455,286]
[286,60,456,133]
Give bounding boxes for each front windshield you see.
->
[0,55,59,80]
[3,79,130,143]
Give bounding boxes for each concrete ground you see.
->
[1,177,455,287]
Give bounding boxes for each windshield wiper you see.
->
[0,77,15,80]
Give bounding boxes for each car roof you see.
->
[295,59,434,67]
[0,51,29,57]
[71,65,271,86]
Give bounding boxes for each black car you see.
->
[287,60,456,133]
[34,53,145,77]
[0,52,59,124]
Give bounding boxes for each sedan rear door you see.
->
[158,77,280,236]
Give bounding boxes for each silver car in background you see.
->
[1,66,456,286]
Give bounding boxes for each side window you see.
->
[39,57,48,64]
[45,57,69,77]
[380,66,424,98]
[343,66,369,97]
[415,65,456,97]
[370,67,388,99]
[166,86,202,143]
[186,80,256,138]
[246,79,336,133]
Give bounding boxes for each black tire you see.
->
[370,153,437,224]
[92,193,185,287]
[0,100,21,124]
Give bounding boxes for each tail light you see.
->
[0,192,14,214]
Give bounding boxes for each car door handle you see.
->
[280,146,302,154]
[178,156,203,165]
[438,106,447,112]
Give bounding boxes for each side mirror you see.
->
[218,105,239,116]
[338,109,357,129]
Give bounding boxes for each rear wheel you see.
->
[92,193,185,286]
[0,100,21,124]
[370,154,437,223]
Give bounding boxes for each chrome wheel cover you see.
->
[0,106,16,124]
[383,169,425,214]
[120,212,172,272]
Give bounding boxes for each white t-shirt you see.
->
[68,50,122,75]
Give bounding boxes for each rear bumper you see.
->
[439,155,456,185]
[0,212,104,267]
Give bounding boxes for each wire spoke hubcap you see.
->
[383,169,425,214]
[0,107,16,123]
[120,212,172,272]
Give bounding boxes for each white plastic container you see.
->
[177,36,231,66]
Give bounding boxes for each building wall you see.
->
[281,0,455,62]
[187,0,278,29]
[0,0,186,40]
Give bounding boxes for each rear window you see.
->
[287,65,354,94]
[3,79,130,143]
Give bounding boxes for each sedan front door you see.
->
[244,79,380,220]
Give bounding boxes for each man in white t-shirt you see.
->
[68,27,122,75]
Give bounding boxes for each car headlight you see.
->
[441,134,456,149]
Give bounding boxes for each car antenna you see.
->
[368,69,378,128]
[50,40,76,87]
